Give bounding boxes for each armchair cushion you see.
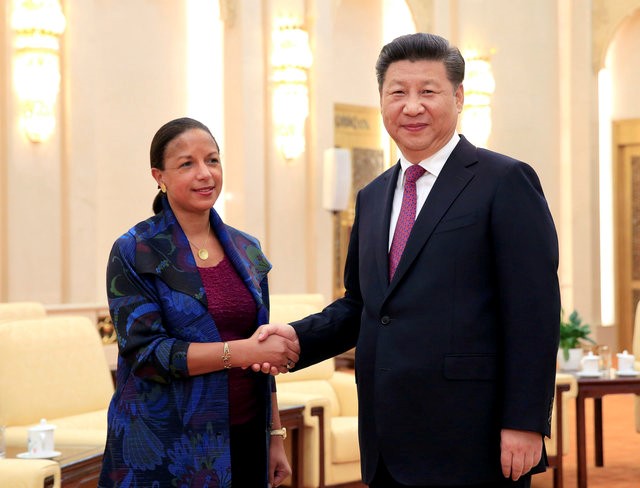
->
[5,410,108,447]
[0,316,113,448]
[331,416,359,463]
[330,371,359,416]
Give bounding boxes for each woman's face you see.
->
[152,128,222,216]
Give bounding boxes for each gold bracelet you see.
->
[222,341,232,369]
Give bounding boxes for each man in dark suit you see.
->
[261,33,560,487]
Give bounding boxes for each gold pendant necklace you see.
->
[187,221,211,260]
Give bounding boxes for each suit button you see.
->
[381,316,390,325]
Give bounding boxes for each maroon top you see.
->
[198,256,260,425]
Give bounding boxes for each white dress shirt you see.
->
[388,133,461,251]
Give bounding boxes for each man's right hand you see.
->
[252,323,299,375]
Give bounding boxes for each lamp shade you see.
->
[322,148,352,212]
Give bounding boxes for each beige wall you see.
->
[1,1,10,300]
[3,3,65,303]
[1,1,191,303]
[608,11,640,119]
[1,0,640,338]
[222,0,385,298]
[65,1,191,303]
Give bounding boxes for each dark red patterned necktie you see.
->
[389,164,426,280]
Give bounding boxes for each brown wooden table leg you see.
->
[553,383,570,488]
[311,406,326,488]
[576,394,588,488]
[289,423,302,488]
[594,397,604,466]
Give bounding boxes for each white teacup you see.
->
[581,351,600,373]
[617,350,636,373]
[28,419,56,456]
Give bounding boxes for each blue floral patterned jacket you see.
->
[99,199,273,488]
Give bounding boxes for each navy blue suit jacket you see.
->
[291,136,560,485]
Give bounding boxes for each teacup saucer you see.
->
[616,369,638,377]
[16,450,61,459]
[576,370,603,378]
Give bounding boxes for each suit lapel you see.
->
[375,163,402,289]
[386,137,478,296]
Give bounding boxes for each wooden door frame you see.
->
[612,119,640,352]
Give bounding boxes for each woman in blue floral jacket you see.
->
[99,117,299,487]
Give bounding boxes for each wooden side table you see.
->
[279,404,305,488]
[575,373,640,488]
[7,408,304,487]
[58,446,103,488]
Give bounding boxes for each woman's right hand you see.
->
[243,323,299,374]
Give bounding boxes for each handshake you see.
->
[245,323,300,375]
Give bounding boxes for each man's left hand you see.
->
[500,428,543,481]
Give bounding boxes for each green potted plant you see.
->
[558,309,596,371]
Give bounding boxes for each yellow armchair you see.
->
[277,358,360,488]
[0,316,114,449]
[0,459,61,488]
[269,293,362,488]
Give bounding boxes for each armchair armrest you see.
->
[276,391,331,428]
[555,373,578,398]
[542,381,571,488]
[276,391,332,487]
[0,459,60,488]
[551,373,578,456]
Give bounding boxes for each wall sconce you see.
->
[271,25,312,161]
[11,0,66,143]
[460,51,495,147]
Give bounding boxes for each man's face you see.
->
[380,59,464,163]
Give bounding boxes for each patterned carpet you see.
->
[532,393,640,488]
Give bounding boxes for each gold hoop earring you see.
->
[160,182,167,193]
